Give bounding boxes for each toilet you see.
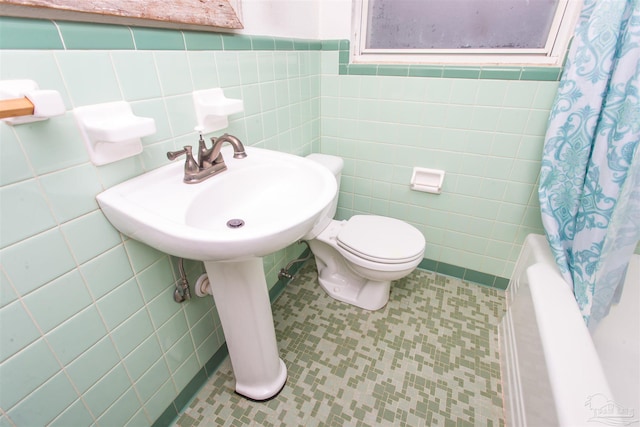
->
[302,154,426,311]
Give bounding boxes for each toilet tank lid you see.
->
[306,153,344,176]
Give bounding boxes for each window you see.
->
[352,0,582,66]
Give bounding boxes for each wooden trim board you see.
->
[0,0,243,31]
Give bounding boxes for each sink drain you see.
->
[226,219,245,228]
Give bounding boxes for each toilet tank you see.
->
[303,153,343,239]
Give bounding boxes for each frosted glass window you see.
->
[353,0,581,66]
[366,0,559,50]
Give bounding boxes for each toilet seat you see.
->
[337,215,425,264]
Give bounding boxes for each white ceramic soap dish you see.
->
[193,88,243,134]
[74,101,156,166]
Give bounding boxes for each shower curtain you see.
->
[539,0,640,329]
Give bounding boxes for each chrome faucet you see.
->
[167,131,247,184]
[210,134,247,161]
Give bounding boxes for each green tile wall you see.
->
[319,49,555,280]
[0,17,318,427]
[0,16,556,427]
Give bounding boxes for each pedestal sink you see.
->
[96,146,337,400]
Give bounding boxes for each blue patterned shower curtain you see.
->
[539,0,640,329]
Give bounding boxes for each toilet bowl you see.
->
[303,154,426,310]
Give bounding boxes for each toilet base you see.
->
[307,229,421,311]
[317,272,391,311]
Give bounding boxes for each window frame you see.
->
[351,0,583,66]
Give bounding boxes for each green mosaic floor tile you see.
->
[175,264,505,426]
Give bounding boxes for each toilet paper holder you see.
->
[410,167,445,194]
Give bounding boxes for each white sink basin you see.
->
[96,144,337,401]
[97,145,337,261]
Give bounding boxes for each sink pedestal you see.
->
[203,258,287,400]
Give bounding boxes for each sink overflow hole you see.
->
[226,219,245,228]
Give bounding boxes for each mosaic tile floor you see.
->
[175,263,506,427]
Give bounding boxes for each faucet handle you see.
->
[167,145,199,177]
[167,146,192,161]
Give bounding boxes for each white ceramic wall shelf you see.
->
[193,88,243,133]
[0,79,65,125]
[74,101,156,166]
